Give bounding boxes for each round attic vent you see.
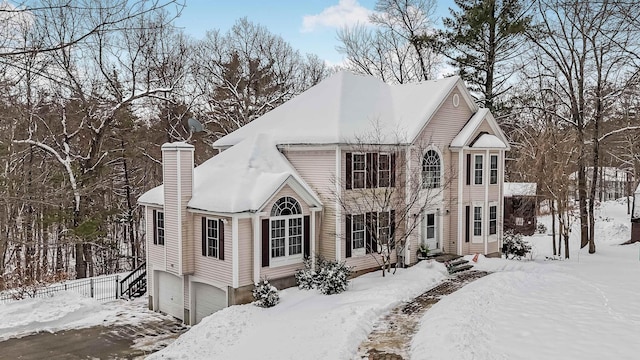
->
[452,93,460,107]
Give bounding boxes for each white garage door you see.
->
[193,282,227,324]
[157,271,183,320]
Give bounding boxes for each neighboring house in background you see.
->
[503,182,537,236]
[138,71,510,324]
[570,167,634,202]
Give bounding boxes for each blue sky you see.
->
[174,0,456,65]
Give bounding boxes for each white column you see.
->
[232,216,239,288]
[335,146,342,261]
[311,209,319,268]
[484,150,489,255]
[252,214,261,283]
[457,150,464,255]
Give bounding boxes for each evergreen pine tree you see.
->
[438,0,531,112]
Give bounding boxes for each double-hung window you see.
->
[352,153,366,189]
[489,205,497,235]
[378,153,391,187]
[473,206,482,237]
[378,211,390,245]
[206,218,219,258]
[154,211,165,245]
[474,155,483,185]
[490,155,498,184]
[270,197,304,264]
[351,214,365,255]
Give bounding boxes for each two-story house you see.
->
[138,71,510,324]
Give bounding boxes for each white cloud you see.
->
[301,0,372,33]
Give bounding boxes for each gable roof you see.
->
[450,108,510,150]
[138,135,322,214]
[213,71,473,147]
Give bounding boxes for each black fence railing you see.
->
[0,274,122,304]
[119,262,147,299]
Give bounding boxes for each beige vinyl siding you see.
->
[237,218,253,287]
[162,152,180,274]
[193,214,233,288]
[411,90,473,258]
[261,263,302,279]
[283,149,336,260]
[261,185,312,216]
[180,151,194,275]
[146,206,165,295]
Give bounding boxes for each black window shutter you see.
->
[345,214,352,258]
[390,210,396,250]
[346,152,352,190]
[371,153,378,188]
[303,215,310,258]
[365,212,372,254]
[262,219,270,267]
[466,154,471,185]
[153,210,158,245]
[201,217,206,256]
[465,206,470,243]
[371,212,378,253]
[390,153,396,187]
[218,220,225,261]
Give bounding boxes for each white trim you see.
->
[311,209,317,269]
[177,151,183,275]
[405,146,412,264]
[452,93,460,107]
[457,150,464,255]
[500,151,506,249]
[484,149,489,254]
[488,201,499,243]
[489,153,499,185]
[252,214,261,283]
[421,145,443,190]
[203,216,222,260]
[232,216,239,288]
[335,146,342,261]
[268,213,305,268]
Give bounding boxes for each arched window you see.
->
[422,150,441,189]
[271,196,302,216]
[270,197,303,261]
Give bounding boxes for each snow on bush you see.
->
[252,279,279,308]
[295,256,353,295]
[294,257,317,290]
[536,222,547,234]
[502,231,532,260]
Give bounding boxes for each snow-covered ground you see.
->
[150,199,640,360]
[0,292,165,341]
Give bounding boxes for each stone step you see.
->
[447,259,469,268]
[449,264,474,274]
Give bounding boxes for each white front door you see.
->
[423,212,440,252]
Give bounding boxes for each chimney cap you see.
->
[161,141,195,150]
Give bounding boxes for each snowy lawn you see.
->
[149,262,448,360]
[0,292,165,341]
[411,199,640,360]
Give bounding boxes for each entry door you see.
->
[423,212,440,252]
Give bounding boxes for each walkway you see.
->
[357,270,490,360]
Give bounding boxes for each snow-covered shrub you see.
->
[502,231,532,260]
[295,256,353,295]
[536,223,547,234]
[316,258,353,295]
[294,257,317,290]
[252,278,279,308]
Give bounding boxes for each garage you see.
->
[157,271,183,320]
[193,282,227,324]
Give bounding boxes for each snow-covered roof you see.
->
[471,133,507,149]
[139,135,322,213]
[213,71,469,147]
[450,108,510,149]
[504,182,537,197]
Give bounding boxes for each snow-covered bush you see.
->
[316,258,353,295]
[295,256,353,295]
[252,279,279,308]
[502,231,532,260]
[536,223,547,234]
[294,257,317,290]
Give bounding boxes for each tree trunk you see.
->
[551,200,557,256]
